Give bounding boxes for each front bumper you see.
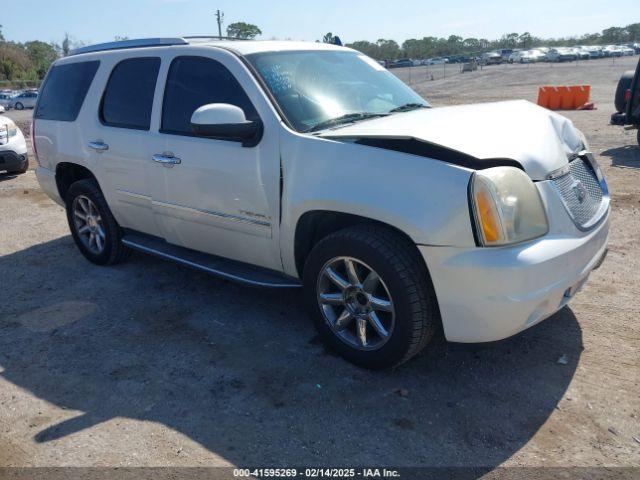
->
[419,211,610,343]
[0,150,28,172]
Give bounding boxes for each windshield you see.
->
[246,50,429,132]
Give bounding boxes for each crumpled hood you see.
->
[319,100,585,180]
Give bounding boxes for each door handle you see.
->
[88,141,109,151]
[152,153,182,167]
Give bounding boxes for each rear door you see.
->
[85,54,164,237]
[34,59,100,173]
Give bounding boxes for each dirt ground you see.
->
[0,56,639,471]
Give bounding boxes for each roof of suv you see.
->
[70,37,350,57]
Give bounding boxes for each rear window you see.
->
[101,57,160,130]
[35,61,100,121]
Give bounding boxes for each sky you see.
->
[2,0,637,46]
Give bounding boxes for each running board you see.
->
[122,230,301,288]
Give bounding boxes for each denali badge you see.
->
[573,181,588,204]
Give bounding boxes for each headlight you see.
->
[0,121,18,138]
[470,167,549,246]
[7,121,17,137]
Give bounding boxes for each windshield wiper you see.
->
[388,103,429,113]
[306,112,389,133]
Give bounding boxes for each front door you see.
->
[146,51,282,271]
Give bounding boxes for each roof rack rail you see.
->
[183,35,251,41]
[70,37,189,56]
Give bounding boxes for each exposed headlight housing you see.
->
[470,167,549,246]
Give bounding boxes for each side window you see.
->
[101,57,160,130]
[161,56,258,136]
[35,61,99,121]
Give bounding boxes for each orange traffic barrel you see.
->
[560,86,574,109]
[537,86,551,108]
[572,85,591,108]
[537,85,591,110]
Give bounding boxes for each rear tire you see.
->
[303,225,440,369]
[65,179,131,265]
[14,102,24,111]
[615,71,635,113]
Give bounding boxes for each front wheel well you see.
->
[294,210,422,277]
[55,163,99,203]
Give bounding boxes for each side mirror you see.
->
[190,103,262,147]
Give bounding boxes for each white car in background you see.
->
[571,47,590,60]
[0,108,29,174]
[548,48,578,62]
[583,46,604,58]
[619,46,635,56]
[529,49,548,62]
[34,37,610,369]
[509,50,543,63]
[509,50,532,63]
[603,45,623,57]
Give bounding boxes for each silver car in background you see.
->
[0,92,17,109]
[9,91,38,110]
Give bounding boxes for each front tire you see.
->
[65,179,131,265]
[303,225,440,369]
[14,102,24,110]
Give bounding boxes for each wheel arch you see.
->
[55,162,100,203]
[293,210,426,278]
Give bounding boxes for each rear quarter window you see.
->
[35,61,100,121]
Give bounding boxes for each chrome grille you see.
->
[551,157,604,228]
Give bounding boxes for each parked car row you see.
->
[0,88,39,110]
[385,43,638,69]
[500,44,638,64]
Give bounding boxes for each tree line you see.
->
[1,22,638,85]
[0,22,259,86]
[343,24,640,60]
[0,25,60,85]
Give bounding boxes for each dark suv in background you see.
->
[612,57,640,145]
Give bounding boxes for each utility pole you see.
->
[215,9,224,38]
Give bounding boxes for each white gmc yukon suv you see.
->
[34,38,610,369]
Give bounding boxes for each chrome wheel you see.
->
[72,195,106,255]
[317,256,395,351]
